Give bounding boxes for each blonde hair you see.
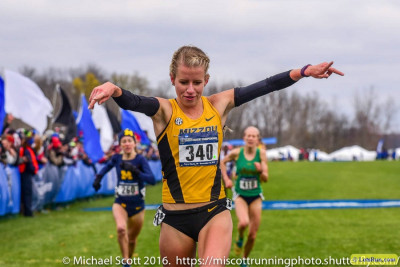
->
[244,126,260,138]
[169,45,210,79]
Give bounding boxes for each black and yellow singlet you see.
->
[157,97,226,203]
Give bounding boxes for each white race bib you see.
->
[116,183,139,196]
[239,177,258,190]
[178,131,219,167]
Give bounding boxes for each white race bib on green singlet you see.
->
[239,177,258,190]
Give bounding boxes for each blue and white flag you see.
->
[131,111,156,142]
[0,75,6,134]
[376,138,384,153]
[120,109,150,145]
[76,95,104,162]
[3,70,53,133]
[92,103,114,152]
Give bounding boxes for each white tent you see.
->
[328,145,376,161]
[395,148,400,160]
[308,149,331,161]
[266,148,281,161]
[266,145,300,161]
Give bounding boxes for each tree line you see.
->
[17,65,398,153]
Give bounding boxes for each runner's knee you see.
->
[238,219,249,229]
[117,224,127,236]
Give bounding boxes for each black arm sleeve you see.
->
[234,70,297,107]
[112,88,160,117]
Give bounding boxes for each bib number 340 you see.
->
[179,143,218,166]
[186,144,213,161]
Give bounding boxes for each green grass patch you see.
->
[0,161,399,266]
[265,161,400,200]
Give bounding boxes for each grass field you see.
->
[0,161,399,266]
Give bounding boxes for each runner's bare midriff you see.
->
[163,201,213,211]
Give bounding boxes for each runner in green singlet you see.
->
[221,126,268,265]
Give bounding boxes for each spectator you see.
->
[1,113,14,135]
[1,135,18,165]
[63,141,78,166]
[47,136,65,167]
[32,132,48,166]
[76,139,97,174]
[18,130,39,217]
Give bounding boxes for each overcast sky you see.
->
[1,0,399,131]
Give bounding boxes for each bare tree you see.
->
[70,64,108,84]
[381,97,398,133]
[352,87,381,147]
[153,79,175,99]
[111,71,152,96]
[19,66,37,79]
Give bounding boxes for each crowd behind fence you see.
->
[0,160,162,217]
